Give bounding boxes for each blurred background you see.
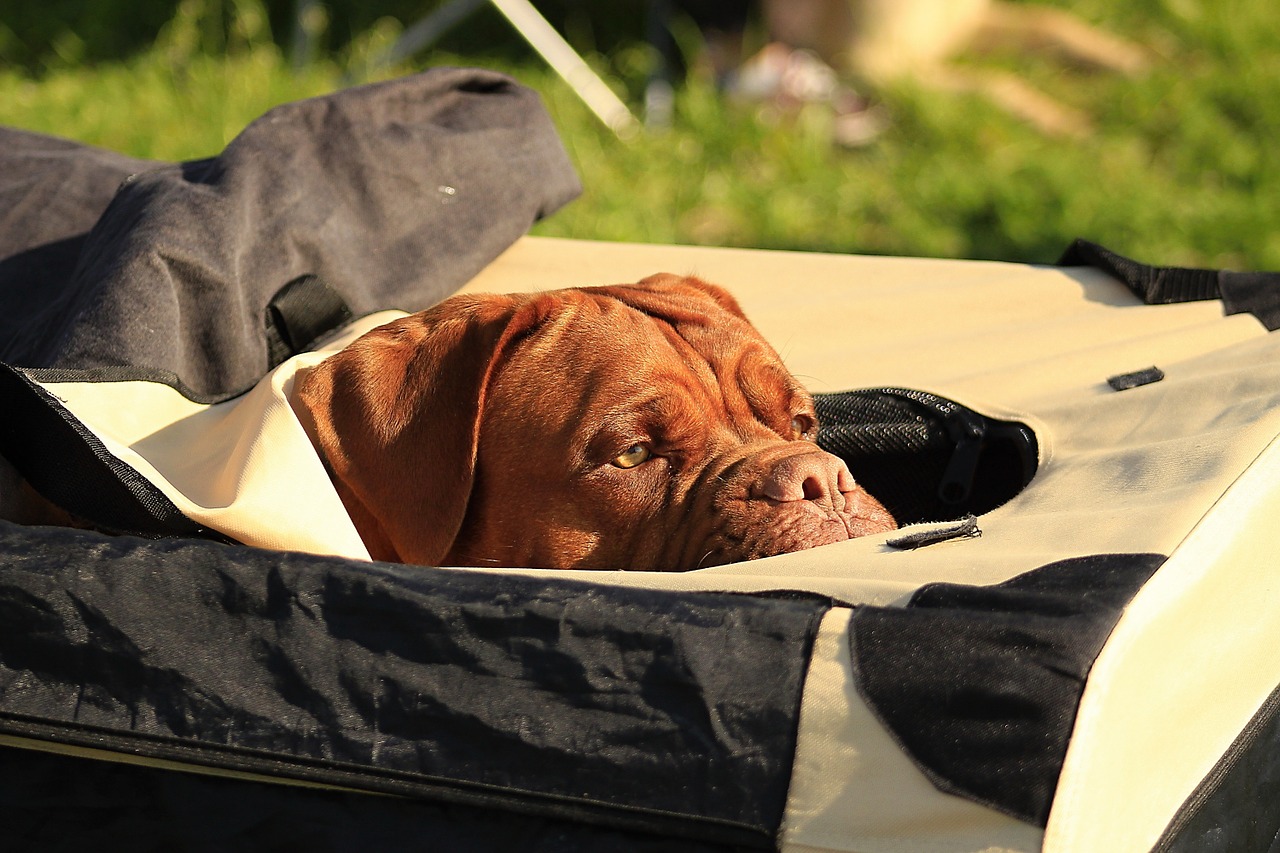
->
[1,0,1277,268]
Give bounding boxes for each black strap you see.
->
[1058,239,1222,304]
[1059,239,1280,330]
[264,274,354,369]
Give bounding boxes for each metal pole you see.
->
[488,0,640,138]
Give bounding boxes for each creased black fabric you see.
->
[0,746,731,853]
[850,553,1166,825]
[1059,238,1280,330]
[0,130,161,368]
[0,520,825,848]
[0,68,581,397]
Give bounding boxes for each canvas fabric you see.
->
[460,238,1280,852]
[0,68,582,398]
[6,311,402,559]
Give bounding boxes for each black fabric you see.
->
[0,363,228,541]
[0,68,581,397]
[815,389,1038,525]
[1218,269,1280,331]
[0,129,161,367]
[1059,238,1280,330]
[1156,682,1280,853]
[850,553,1166,826]
[0,746,732,853]
[1107,365,1165,391]
[263,274,355,370]
[1058,239,1223,304]
[0,520,826,848]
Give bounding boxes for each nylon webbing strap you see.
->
[1059,239,1280,330]
[264,274,354,369]
[1058,239,1222,304]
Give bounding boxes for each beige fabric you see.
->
[780,608,1045,853]
[32,310,404,560]
[461,238,1275,599]
[1044,430,1280,851]
[461,237,1280,850]
[32,237,1280,849]
[0,734,355,793]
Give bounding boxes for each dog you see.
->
[759,0,1149,136]
[292,275,896,570]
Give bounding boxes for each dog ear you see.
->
[592,273,750,323]
[294,293,535,565]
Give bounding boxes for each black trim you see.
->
[0,745,731,852]
[1059,239,1222,304]
[850,553,1166,825]
[0,714,760,845]
[15,364,241,405]
[1155,680,1280,852]
[0,363,232,542]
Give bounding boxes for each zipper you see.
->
[869,388,988,507]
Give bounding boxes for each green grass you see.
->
[3,0,1279,269]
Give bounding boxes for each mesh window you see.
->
[816,389,1037,525]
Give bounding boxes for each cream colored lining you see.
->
[31,310,404,559]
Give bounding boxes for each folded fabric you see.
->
[0,68,581,398]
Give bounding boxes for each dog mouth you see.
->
[667,444,898,570]
[690,492,891,569]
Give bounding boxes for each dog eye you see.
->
[791,415,816,438]
[612,443,652,469]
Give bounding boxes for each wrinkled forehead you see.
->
[523,293,778,382]
[489,294,807,431]
[540,296,678,365]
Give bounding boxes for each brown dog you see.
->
[293,275,896,570]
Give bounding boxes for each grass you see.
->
[2,0,1279,270]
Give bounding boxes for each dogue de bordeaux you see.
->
[293,274,896,570]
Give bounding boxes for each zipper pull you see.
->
[938,410,986,506]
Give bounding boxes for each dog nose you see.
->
[757,451,856,507]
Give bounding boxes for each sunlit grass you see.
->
[2,0,1278,269]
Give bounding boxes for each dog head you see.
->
[294,275,895,569]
